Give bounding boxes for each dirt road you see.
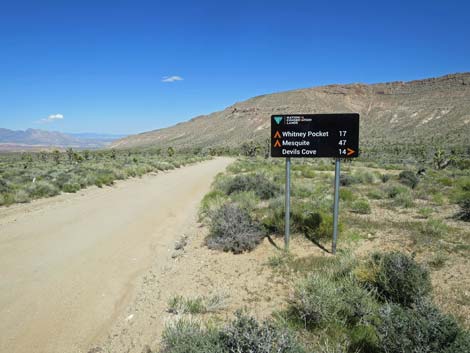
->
[0,157,232,353]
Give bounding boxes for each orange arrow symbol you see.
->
[273,131,281,139]
[347,148,355,156]
[274,140,281,148]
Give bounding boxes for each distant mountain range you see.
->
[111,73,470,150]
[0,128,125,151]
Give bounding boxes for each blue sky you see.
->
[0,0,469,135]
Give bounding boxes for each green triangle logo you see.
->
[274,116,283,125]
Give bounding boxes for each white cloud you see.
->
[161,75,183,83]
[38,113,64,123]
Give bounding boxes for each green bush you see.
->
[167,294,227,315]
[420,218,449,238]
[62,182,81,193]
[340,174,357,186]
[367,189,385,200]
[351,199,371,214]
[289,260,378,330]
[349,324,379,353]
[0,178,11,193]
[442,331,470,353]
[159,313,305,353]
[289,273,342,328]
[339,278,379,327]
[221,312,305,353]
[398,170,419,189]
[339,188,355,201]
[224,174,279,199]
[392,192,414,208]
[386,185,408,199]
[381,174,391,183]
[26,181,60,198]
[15,190,31,203]
[160,319,224,353]
[377,299,460,353]
[261,197,285,234]
[206,203,265,254]
[199,190,227,220]
[456,194,470,221]
[293,209,341,241]
[363,252,432,306]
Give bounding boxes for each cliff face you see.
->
[112,73,470,149]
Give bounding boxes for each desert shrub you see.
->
[438,176,453,187]
[293,208,341,241]
[456,194,470,221]
[261,197,285,234]
[355,171,378,184]
[0,193,14,206]
[428,252,448,269]
[398,170,419,189]
[292,183,313,198]
[420,218,449,237]
[367,189,385,200]
[385,184,408,199]
[289,256,378,333]
[349,324,379,353]
[62,182,81,193]
[377,299,460,353]
[199,190,227,220]
[221,312,305,353]
[361,252,431,306]
[168,296,205,315]
[381,174,391,183]
[26,181,59,198]
[15,189,31,203]
[418,207,433,218]
[54,172,72,189]
[442,331,470,353]
[340,174,357,186]
[289,273,343,327]
[168,294,227,315]
[316,341,350,353]
[230,190,259,212]
[224,174,279,199]
[160,318,224,353]
[351,199,371,214]
[301,168,316,178]
[206,203,265,254]
[392,192,414,208]
[93,170,115,187]
[339,188,355,201]
[0,178,11,193]
[160,313,305,353]
[339,278,379,327]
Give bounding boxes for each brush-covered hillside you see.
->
[111,73,470,150]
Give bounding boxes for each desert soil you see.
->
[0,157,232,353]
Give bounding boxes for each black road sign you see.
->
[271,114,360,158]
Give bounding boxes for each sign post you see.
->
[332,158,341,254]
[285,157,291,250]
[270,114,360,253]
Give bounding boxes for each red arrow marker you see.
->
[347,148,355,156]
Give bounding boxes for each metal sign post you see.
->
[285,157,291,250]
[271,114,360,254]
[332,158,341,254]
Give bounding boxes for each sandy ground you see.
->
[0,157,232,353]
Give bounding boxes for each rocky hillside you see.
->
[111,73,470,150]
